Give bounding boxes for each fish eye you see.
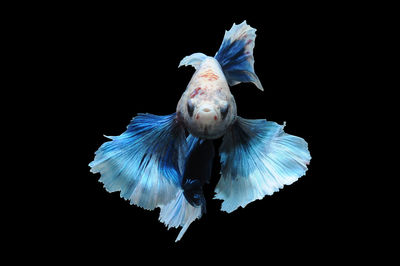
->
[187,100,194,117]
[220,104,230,120]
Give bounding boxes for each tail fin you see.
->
[215,21,263,91]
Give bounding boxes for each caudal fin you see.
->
[215,21,264,91]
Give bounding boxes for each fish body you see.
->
[89,21,311,242]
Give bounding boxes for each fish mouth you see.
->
[194,105,218,125]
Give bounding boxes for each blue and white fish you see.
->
[89,21,311,242]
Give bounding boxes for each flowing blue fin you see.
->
[159,189,202,242]
[182,136,214,210]
[183,135,206,208]
[186,134,199,157]
[89,113,186,210]
[214,117,311,213]
[214,21,264,91]
[184,135,214,186]
[159,135,215,242]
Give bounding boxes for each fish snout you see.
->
[195,105,218,124]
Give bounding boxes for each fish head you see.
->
[177,85,237,139]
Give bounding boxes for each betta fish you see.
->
[89,21,311,242]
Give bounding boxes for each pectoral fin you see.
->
[215,117,311,213]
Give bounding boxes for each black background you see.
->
[28,3,366,262]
